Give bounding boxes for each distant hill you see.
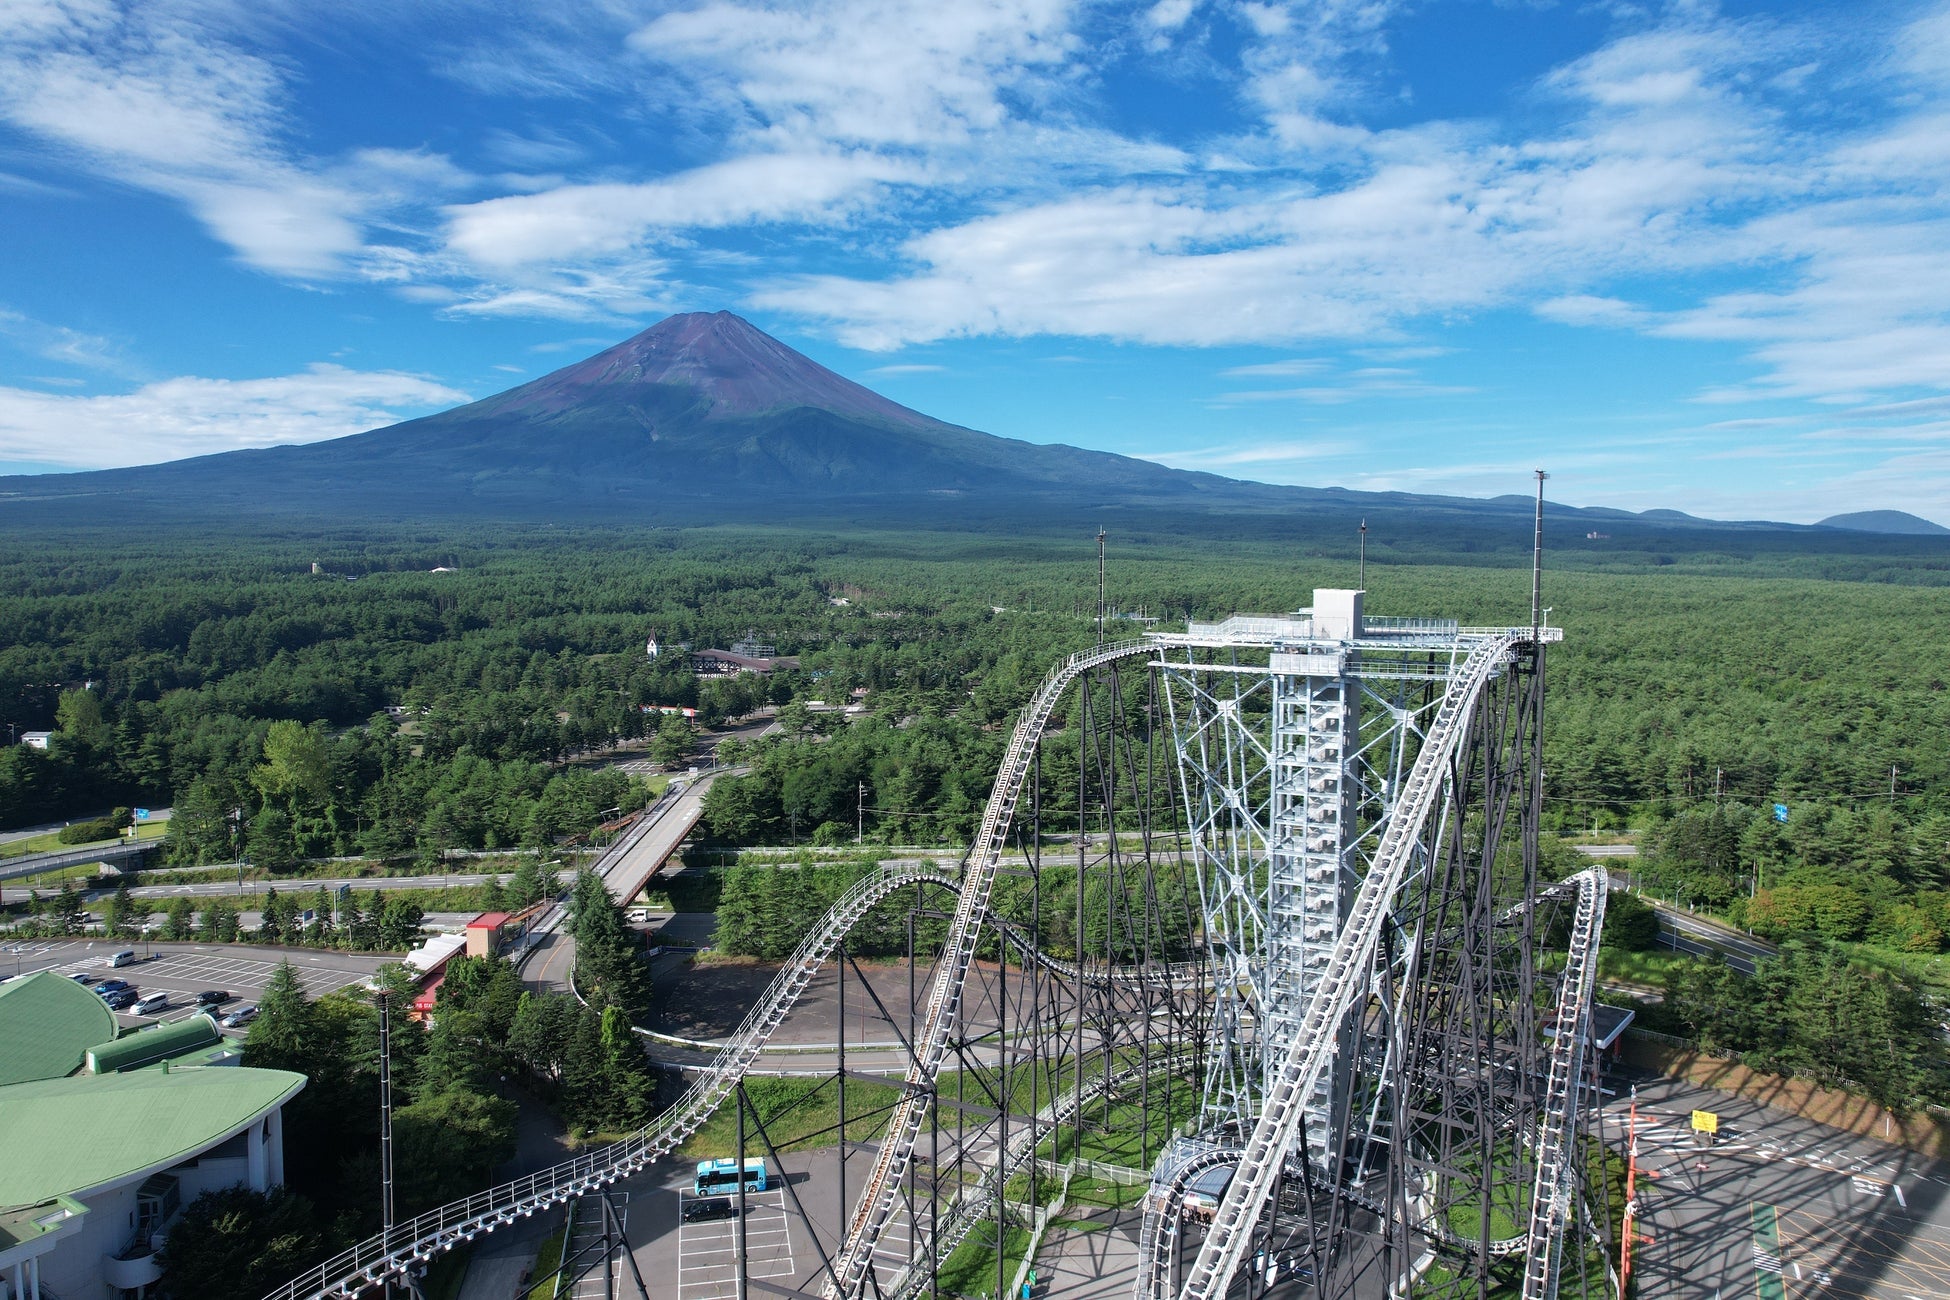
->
[1,312,1947,555]
[1816,510,1950,536]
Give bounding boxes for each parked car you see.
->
[69,972,95,982]
[102,987,138,1010]
[91,978,131,995]
[682,1198,737,1223]
[133,991,170,1015]
[194,990,232,1006]
[107,949,138,968]
[219,1005,258,1029]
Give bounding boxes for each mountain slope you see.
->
[1816,510,1950,535]
[0,312,1289,515]
[2,312,1946,552]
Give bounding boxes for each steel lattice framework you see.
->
[263,592,1611,1300]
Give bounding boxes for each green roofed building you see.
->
[0,969,119,1086]
[0,970,304,1300]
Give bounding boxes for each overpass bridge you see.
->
[589,768,727,906]
[0,838,161,885]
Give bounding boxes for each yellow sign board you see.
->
[1691,1109,1719,1135]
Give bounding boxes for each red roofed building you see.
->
[465,912,519,958]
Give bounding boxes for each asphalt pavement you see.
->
[1607,1068,1950,1299]
[2,936,393,1032]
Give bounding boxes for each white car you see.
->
[132,991,171,1015]
[219,1004,259,1029]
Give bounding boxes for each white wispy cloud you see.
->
[0,306,126,374]
[0,365,469,469]
[1142,438,1353,469]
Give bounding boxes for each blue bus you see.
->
[694,1158,767,1196]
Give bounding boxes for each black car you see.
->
[194,990,233,1006]
[102,987,138,1010]
[682,1198,737,1223]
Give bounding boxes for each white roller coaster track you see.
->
[265,629,1571,1300]
[828,636,1162,1297]
[1518,866,1608,1300]
[1170,634,1524,1300]
[264,637,1164,1300]
[264,859,959,1299]
[1131,865,1611,1300]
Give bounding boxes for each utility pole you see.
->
[1714,767,1723,807]
[378,987,396,1300]
[1096,527,1107,647]
[1892,764,1899,807]
[1531,470,1548,641]
[1358,520,1367,591]
[857,781,865,846]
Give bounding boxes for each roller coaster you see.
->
[266,589,1613,1300]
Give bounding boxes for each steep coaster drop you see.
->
[266,595,1609,1300]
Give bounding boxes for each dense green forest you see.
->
[5,519,1950,1100]
[6,522,1949,900]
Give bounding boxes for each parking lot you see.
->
[2,938,390,1029]
[1610,1072,1950,1299]
[676,1188,795,1300]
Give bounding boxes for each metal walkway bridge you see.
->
[265,600,1609,1300]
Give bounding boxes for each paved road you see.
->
[519,773,729,997]
[1,871,511,906]
[604,772,730,907]
[1606,1068,1950,1300]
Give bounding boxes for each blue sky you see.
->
[1,0,1947,524]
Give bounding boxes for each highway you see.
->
[1596,865,1777,974]
[0,871,511,906]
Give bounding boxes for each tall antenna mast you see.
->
[1531,470,1548,641]
[1096,526,1107,646]
[1358,519,1368,591]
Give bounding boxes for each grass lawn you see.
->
[1843,943,1950,999]
[1597,947,1690,989]
[0,820,169,861]
[929,1222,1035,1300]
[678,1074,904,1159]
[1063,1177,1147,1210]
[524,1224,568,1300]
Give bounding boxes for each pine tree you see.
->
[164,895,195,941]
[244,962,316,1074]
[310,885,335,945]
[600,1005,657,1128]
[49,881,84,936]
[105,878,134,937]
[378,897,425,950]
[567,867,651,1017]
[507,858,544,908]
